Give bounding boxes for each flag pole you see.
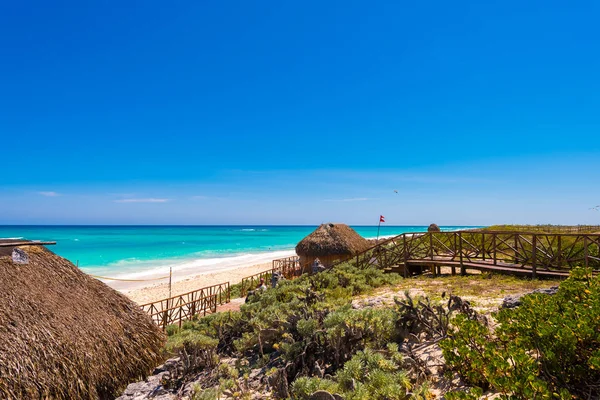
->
[377,218,381,243]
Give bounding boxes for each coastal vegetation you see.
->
[150,264,482,396]
[156,259,600,399]
[441,267,600,399]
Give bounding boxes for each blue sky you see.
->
[1,1,599,225]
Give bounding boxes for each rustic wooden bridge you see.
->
[351,231,600,279]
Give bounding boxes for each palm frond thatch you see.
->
[0,245,165,399]
[428,223,441,232]
[295,223,370,257]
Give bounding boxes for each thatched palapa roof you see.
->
[0,244,165,399]
[295,223,371,256]
[428,223,441,232]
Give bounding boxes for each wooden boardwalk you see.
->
[349,230,600,279]
[401,258,569,279]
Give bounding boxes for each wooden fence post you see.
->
[451,233,456,275]
[532,235,537,279]
[190,292,196,317]
[459,232,465,276]
[482,233,486,261]
[585,236,589,268]
[557,236,562,269]
[514,233,519,264]
[429,232,434,261]
[162,310,168,331]
[493,234,497,265]
[403,234,409,278]
[429,233,436,276]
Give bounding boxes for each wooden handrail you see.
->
[240,256,303,296]
[344,231,600,278]
[139,281,230,308]
[145,294,217,315]
[140,282,230,329]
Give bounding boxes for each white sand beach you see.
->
[120,257,294,305]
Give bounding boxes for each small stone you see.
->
[502,295,522,309]
[152,357,179,374]
[533,286,559,295]
[12,248,28,264]
[502,286,559,309]
[310,390,336,400]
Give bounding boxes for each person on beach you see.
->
[271,271,285,288]
[245,278,268,303]
[257,278,267,291]
[312,258,326,274]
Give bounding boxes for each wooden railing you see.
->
[478,225,600,234]
[240,270,274,297]
[273,255,302,278]
[348,231,600,278]
[140,282,230,330]
[240,256,303,296]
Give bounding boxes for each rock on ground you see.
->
[117,359,179,400]
[501,286,558,309]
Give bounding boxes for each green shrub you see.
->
[166,330,219,373]
[441,268,600,399]
[175,310,246,353]
[166,263,405,396]
[165,324,180,336]
[291,345,422,400]
[229,282,243,299]
[290,377,339,399]
[190,385,219,400]
[324,306,399,368]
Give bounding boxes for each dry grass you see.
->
[359,268,564,313]
[0,246,165,399]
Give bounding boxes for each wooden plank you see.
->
[0,241,57,247]
[405,259,570,278]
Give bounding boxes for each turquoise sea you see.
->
[0,225,480,279]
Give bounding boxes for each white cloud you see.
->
[114,198,170,203]
[38,191,60,197]
[324,197,374,202]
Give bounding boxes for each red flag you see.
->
[379,215,385,223]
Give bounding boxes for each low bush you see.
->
[291,345,431,400]
[165,262,483,398]
[441,268,600,399]
[164,331,219,390]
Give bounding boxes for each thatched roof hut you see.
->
[0,244,165,399]
[428,223,441,232]
[295,223,371,270]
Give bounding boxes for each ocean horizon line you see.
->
[0,224,484,227]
